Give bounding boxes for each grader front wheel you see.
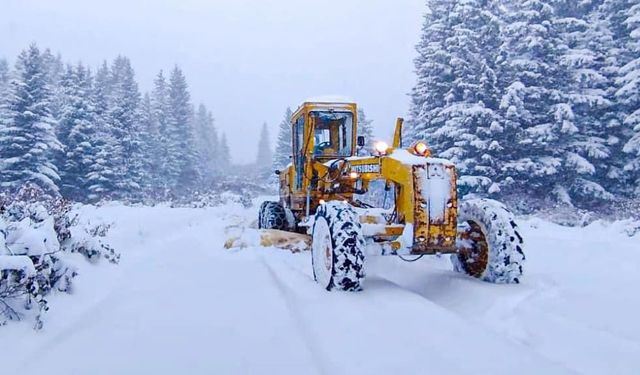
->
[452,198,525,284]
[311,201,366,291]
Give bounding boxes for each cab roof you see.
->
[303,95,355,104]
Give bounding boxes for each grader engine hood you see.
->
[384,150,458,254]
[411,162,457,253]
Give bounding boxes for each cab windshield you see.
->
[311,111,354,157]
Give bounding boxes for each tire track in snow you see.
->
[22,220,218,370]
[372,268,635,374]
[259,253,329,375]
[259,251,574,375]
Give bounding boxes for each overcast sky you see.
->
[0,0,425,163]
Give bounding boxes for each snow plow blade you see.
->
[224,229,311,252]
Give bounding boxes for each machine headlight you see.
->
[373,141,389,156]
[411,141,431,156]
[349,172,359,179]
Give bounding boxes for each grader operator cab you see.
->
[259,98,525,291]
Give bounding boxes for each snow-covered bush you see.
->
[0,185,119,329]
[171,176,275,209]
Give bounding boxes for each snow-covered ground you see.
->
[2,199,639,375]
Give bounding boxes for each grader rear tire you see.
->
[258,201,287,230]
[452,198,525,284]
[311,201,366,291]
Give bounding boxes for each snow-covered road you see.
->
[2,201,639,375]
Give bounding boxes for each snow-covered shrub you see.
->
[0,185,119,329]
[171,176,275,209]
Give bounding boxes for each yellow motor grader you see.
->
[258,98,525,291]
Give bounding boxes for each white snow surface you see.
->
[4,216,60,256]
[389,148,454,166]
[0,255,36,275]
[2,200,639,375]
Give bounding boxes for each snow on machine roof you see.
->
[303,95,355,104]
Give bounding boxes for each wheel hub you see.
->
[324,242,332,271]
[457,221,489,277]
[312,217,333,288]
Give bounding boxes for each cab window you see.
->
[294,116,304,154]
[311,111,353,157]
[293,115,305,190]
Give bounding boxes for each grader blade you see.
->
[224,229,311,252]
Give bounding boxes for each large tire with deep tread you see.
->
[258,201,287,230]
[311,201,366,291]
[452,198,525,284]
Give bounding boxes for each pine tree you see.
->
[0,58,9,91]
[138,92,158,197]
[86,61,117,201]
[272,107,292,170]
[256,122,272,165]
[108,56,143,199]
[0,44,61,194]
[41,49,64,121]
[411,0,502,195]
[0,58,10,125]
[219,133,231,170]
[553,2,617,204]
[209,112,219,170]
[56,63,98,201]
[194,103,218,185]
[357,108,374,155]
[256,122,273,181]
[495,0,576,202]
[167,66,199,194]
[150,70,171,195]
[619,1,640,194]
[93,61,111,117]
[408,0,455,149]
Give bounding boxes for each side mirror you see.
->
[357,136,366,147]
[274,170,281,175]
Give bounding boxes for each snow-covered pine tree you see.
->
[411,0,502,195]
[0,58,9,91]
[408,0,455,150]
[0,59,9,136]
[618,1,640,195]
[208,110,219,173]
[0,58,10,122]
[138,92,158,198]
[93,61,111,118]
[56,63,98,201]
[272,107,292,171]
[219,133,231,171]
[256,122,273,169]
[553,1,617,205]
[194,103,219,185]
[149,70,172,197]
[167,66,199,194]
[41,49,64,121]
[0,44,62,195]
[256,122,273,181]
[357,108,374,155]
[86,61,118,201]
[108,56,144,200]
[591,1,634,198]
[495,0,576,204]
